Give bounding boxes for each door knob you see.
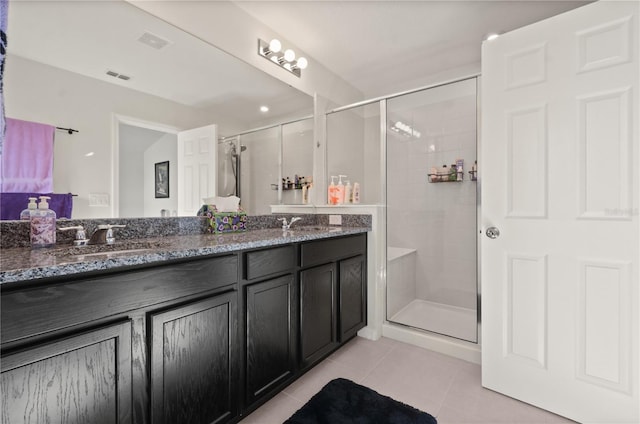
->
[486,227,500,239]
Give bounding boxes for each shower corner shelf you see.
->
[271,184,302,191]
[428,173,463,183]
[468,170,477,181]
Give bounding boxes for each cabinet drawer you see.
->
[1,254,238,345]
[245,245,295,280]
[300,234,366,268]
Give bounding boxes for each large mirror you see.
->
[2,0,313,219]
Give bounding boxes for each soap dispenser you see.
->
[328,176,338,205]
[344,180,353,204]
[30,196,56,248]
[20,197,38,220]
[336,175,347,204]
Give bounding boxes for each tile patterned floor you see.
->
[240,336,576,424]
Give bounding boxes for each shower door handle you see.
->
[485,227,500,239]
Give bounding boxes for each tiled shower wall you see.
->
[387,79,477,310]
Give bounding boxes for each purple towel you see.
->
[0,192,73,220]
[1,118,55,192]
[1,0,7,153]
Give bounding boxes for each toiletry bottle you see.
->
[336,175,346,204]
[456,159,464,181]
[352,182,361,204]
[30,196,56,248]
[328,176,337,205]
[302,183,309,204]
[440,164,448,182]
[20,197,38,220]
[344,180,353,203]
[449,164,457,181]
[429,167,438,183]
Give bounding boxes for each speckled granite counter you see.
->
[0,226,369,284]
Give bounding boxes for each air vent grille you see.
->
[138,31,171,50]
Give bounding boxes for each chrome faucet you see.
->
[278,217,302,230]
[59,226,89,246]
[89,224,126,245]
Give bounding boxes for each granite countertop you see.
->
[0,226,369,284]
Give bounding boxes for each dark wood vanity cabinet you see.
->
[298,234,367,369]
[1,321,133,424]
[149,292,238,424]
[0,232,367,424]
[299,263,339,368]
[242,246,297,411]
[1,254,239,424]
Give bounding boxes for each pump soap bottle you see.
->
[20,197,38,220]
[328,176,338,205]
[336,175,347,204]
[31,196,56,248]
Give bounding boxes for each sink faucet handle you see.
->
[277,217,289,229]
[58,226,89,245]
[290,217,302,225]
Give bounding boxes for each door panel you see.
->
[177,124,217,216]
[481,2,639,423]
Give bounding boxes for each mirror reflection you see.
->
[2,0,313,219]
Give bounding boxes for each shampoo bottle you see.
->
[20,197,38,220]
[336,175,347,204]
[30,196,56,248]
[328,176,338,205]
[352,182,361,204]
[344,180,353,204]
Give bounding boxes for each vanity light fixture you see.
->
[258,38,308,77]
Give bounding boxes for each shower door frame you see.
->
[324,74,482,344]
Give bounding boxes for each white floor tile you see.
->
[239,336,577,424]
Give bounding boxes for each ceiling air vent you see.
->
[138,31,171,50]
[106,70,132,81]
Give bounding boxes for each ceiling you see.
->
[236,0,593,97]
[5,0,313,128]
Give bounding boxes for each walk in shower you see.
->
[218,116,313,215]
[325,76,478,345]
[386,78,478,342]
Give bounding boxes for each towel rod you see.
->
[56,126,78,135]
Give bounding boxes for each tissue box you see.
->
[198,205,247,234]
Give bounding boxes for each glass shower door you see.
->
[386,78,478,342]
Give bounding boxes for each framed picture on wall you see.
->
[154,161,169,198]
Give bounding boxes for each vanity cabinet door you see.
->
[245,274,296,407]
[0,321,132,424]
[299,263,338,368]
[149,291,238,424]
[339,255,367,342]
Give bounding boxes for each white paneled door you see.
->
[177,124,217,216]
[481,1,639,423]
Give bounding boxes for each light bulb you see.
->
[296,57,308,69]
[268,39,282,53]
[283,49,295,62]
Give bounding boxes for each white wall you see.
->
[4,55,215,218]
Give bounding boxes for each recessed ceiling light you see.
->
[486,33,500,41]
[260,106,269,113]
